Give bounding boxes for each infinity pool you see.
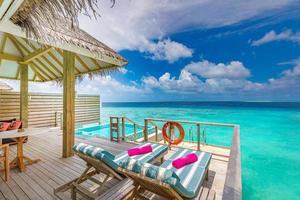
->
[75,123,155,140]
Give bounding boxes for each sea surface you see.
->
[100,102,300,200]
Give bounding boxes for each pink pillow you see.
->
[128,145,152,156]
[7,120,22,130]
[0,123,10,132]
[172,153,198,169]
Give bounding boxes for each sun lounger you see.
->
[54,142,168,199]
[119,148,212,200]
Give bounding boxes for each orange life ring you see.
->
[162,121,185,145]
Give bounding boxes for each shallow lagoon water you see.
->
[100,102,300,200]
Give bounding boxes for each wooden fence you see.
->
[0,92,100,127]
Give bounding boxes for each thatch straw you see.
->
[10,0,126,63]
[11,0,114,39]
[8,0,127,82]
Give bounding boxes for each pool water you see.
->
[75,123,155,140]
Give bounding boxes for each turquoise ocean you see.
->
[100,102,300,200]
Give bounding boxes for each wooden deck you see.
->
[0,129,229,200]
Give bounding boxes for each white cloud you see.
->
[141,39,193,63]
[79,0,295,60]
[76,76,144,101]
[2,75,144,102]
[267,61,300,89]
[251,30,300,46]
[142,59,263,94]
[119,67,128,74]
[184,60,250,79]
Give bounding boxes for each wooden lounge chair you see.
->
[54,142,168,200]
[119,148,214,200]
[0,144,9,181]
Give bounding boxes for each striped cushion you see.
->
[120,160,179,186]
[160,148,212,198]
[140,163,179,186]
[74,143,168,171]
[119,157,142,173]
[113,143,168,166]
[73,143,115,160]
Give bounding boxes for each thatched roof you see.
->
[0,81,13,91]
[0,0,127,82]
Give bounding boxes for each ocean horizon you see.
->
[101,101,300,200]
[102,101,300,109]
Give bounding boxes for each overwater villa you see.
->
[0,1,241,200]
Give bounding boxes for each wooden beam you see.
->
[34,59,58,79]
[30,62,53,80]
[91,58,102,69]
[19,39,62,78]
[9,36,46,81]
[0,52,22,62]
[22,47,52,63]
[76,55,91,71]
[55,49,80,74]
[29,63,47,81]
[63,50,75,158]
[0,33,7,52]
[7,34,25,56]
[20,63,28,128]
[48,51,64,69]
[41,54,63,76]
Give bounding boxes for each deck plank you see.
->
[0,130,225,200]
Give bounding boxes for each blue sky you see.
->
[5,0,300,102]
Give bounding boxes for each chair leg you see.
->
[4,146,9,181]
[71,185,77,200]
[205,169,209,181]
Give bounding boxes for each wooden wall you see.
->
[0,92,100,128]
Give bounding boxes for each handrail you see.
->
[123,117,144,129]
[222,125,242,200]
[110,116,144,129]
[145,118,236,128]
[111,116,242,200]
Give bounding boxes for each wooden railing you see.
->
[222,126,242,200]
[144,118,242,200]
[109,116,144,143]
[144,118,236,150]
[109,116,242,200]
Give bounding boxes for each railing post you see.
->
[197,124,200,151]
[122,117,125,141]
[144,119,148,142]
[168,122,173,150]
[110,117,113,142]
[133,123,137,142]
[155,125,158,142]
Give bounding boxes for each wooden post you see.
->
[197,124,200,151]
[155,126,158,142]
[133,123,137,142]
[110,117,113,141]
[62,50,75,158]
[122,117,125,141]
[168,122,173,150]
[144,119,148,142]
[20,63,28,128]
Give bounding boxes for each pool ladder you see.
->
[110,117,120,142]
[188,127,207,145]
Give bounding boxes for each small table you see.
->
[0,128,50,172]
